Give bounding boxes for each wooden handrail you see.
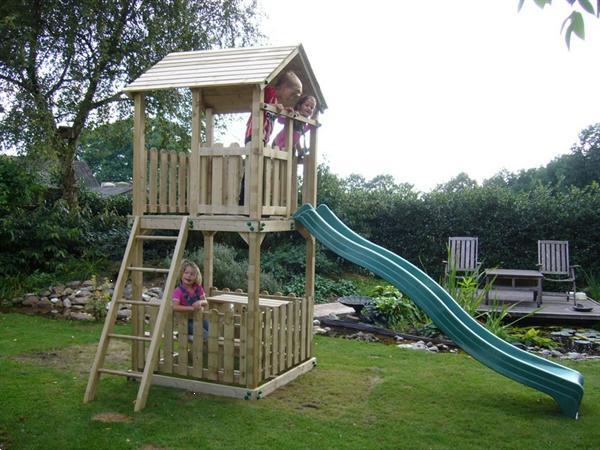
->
[260,103,320,127]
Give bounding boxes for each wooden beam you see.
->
[189,88,202,216]
[246,232,263,387]
[132,93,146,215]
[206,107,214,146]
[249,86,264,220]
[202,231,216,291]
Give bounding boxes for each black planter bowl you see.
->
[337,296,374,316]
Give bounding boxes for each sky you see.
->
[245,0,600,192]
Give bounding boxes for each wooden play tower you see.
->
[84,45,326,411]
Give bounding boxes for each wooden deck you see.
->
[477,290,600,322]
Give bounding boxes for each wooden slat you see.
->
[148,148,158,213]
[300,296,307,361]
[225,153,240,206]
[192,310,204,378]
[207,309,219,380]
[176,312,189,376]
[272,306,279,375]
[272,159,281,206]
[159,149,169,213]
[108,333,152,342]
[199,153,209,205]
[264,156,273,207]
[211,154,224,210]
[239,307,247,385]
[278,305,286,370]
[264,308,272,379]
[178,152,188,213]
[135,235,178,241]
[286,302,293,368]
[163,304,173,373]
[223,310,235,383]
[293,299,300,365]
[169,150,178,213]
[128,266,169,274]
[98,368,142,378]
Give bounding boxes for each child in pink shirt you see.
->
[172,260,208,338]
[272,95,317,153]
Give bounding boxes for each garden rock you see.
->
[67,281,81,289]
[22,294,40,307]
[345,331,379,343]
[314,326,329,335]
[70,311,94,321]
[82,279,95,287]
[313,319,320,326]
[117,309,132,321]
[63,287,74,296]
[39,297,52,308]
[63,298,72,308]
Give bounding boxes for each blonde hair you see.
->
[179,259,202,285]
[275,70,301,88]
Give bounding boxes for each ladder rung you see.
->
[136,235,178,241]
[98,368,143,378]
[117,299,161,307]
[108,333,152,342]
[127,266,170,274]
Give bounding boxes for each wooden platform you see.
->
[477,290,600,322]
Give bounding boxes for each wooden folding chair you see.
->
[537,240,579,304]
[444,236,481,279]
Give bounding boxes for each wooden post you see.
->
[202,231,216,294]
[246,232,263,387]
[189,89,202,216]
[249,87,264,220]
[303,112,319,206]
[206,108,214,146]
[132,93,146,216]
[285,117,294,216]
[304,233,316,357]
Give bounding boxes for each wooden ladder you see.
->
[84,216,189,411]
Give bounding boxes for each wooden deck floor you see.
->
[477,290,600,322]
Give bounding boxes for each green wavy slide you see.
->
[294,203,584,419]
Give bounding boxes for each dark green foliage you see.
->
[261,240,343,282]
[184,244,282,294]
[78,117,194,182]
[317,161,600,284]
[282,274,356,303]
[0,157,129,296]
[0,0,261,204]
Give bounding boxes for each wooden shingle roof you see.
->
[124,44,326,114]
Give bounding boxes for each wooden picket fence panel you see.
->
[146,148,189,214]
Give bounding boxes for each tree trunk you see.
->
[59,138,79,207]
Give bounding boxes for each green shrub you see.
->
[261,241,343,281]
[362,285,430,333]
[282,274,356,303]
[183,244,282,294]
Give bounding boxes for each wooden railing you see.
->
[141,143,298,217]
[140,289,311,386]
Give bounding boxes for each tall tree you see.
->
[0,0,260,205]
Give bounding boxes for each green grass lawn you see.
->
[1,312,599,450]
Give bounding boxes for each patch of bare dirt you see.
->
[12,341,130,376]
[91,412,133,423]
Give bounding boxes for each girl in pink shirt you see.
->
[272,95,317,154]
[172,260,208,338]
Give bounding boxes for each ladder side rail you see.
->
[134,217,189,411]
[84,217,141,402]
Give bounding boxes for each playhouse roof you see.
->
[123,44,326,114]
